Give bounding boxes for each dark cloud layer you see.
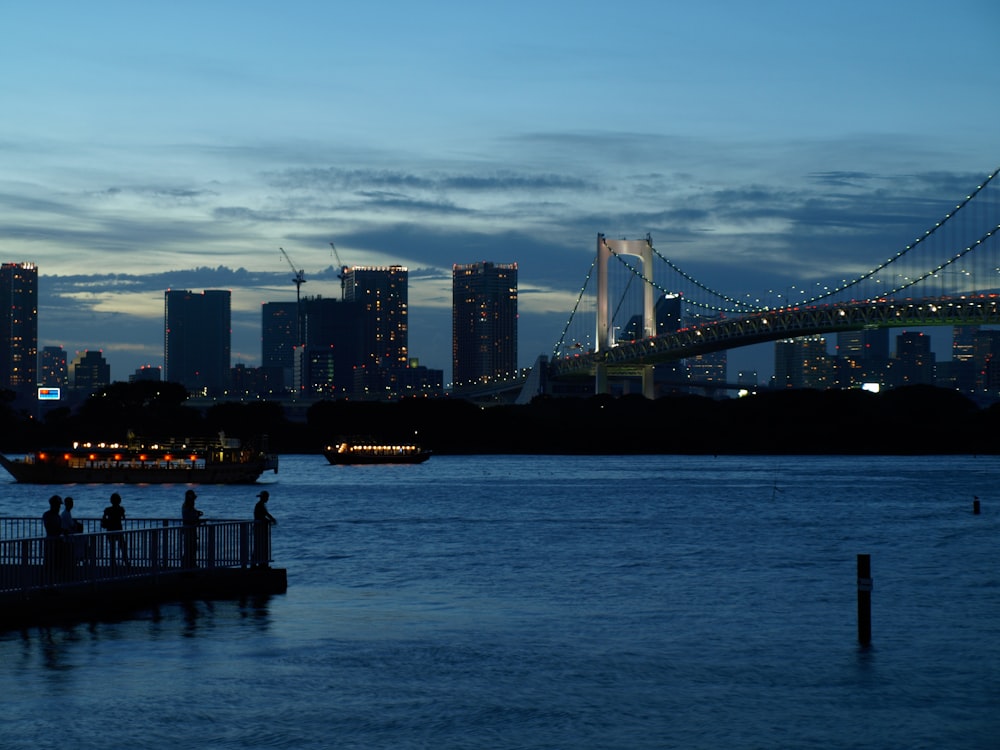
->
[9,143,998,383]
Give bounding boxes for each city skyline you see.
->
[2,2,998,381]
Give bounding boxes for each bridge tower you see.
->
[596,233,656,397]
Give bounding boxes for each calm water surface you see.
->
[0,454,998,749]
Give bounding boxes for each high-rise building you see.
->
[623,294,680,344]
[70,350,111,390]
[298,296,362,397]
[687,350,727,386]
[953,325,978,364]
[39,346,68,388]
[972,329,1000,394]
[684,311,727,391]
[835,328,889,387]
[773,336,832,389]
[452,261,518,386]
[889,330,936,387]
[129,365,162,383]
[164,289,231,395]
[0,262,38,394]
[344,266,408,398]
[949,325,979,393]
[261,302,298,393]
[655,293,682,335]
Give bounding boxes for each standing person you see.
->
[60,496,84,534]
[181,489,204,568]
[42,495,64,576]
[43,495,63,536]
[252,490,276,568]
[102,492,129,567]
[60,496,85,564]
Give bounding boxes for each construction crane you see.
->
[330,241,347,299]
[279,247,306,344]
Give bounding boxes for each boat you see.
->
[324,439,431,465]
[0,434,279,484]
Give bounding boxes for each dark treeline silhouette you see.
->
[2,381,999,455]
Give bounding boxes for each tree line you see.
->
[1,380,997,455]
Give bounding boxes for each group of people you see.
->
[41,494,88,571]
[41,489,277,571]
[41,494,84,537]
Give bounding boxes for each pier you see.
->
[0,517,286,630]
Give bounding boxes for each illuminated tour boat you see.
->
[0,435,278,484]
[324,439,431,465]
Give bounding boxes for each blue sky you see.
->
[2,1,998,384]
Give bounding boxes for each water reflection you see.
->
[4,595,275,670]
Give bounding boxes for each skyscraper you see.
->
[0,262,38,394]
[344,266,408,397]
[164,289,231,395]
[39,346,68,388]
[949,325,979,393]
[452,261,518,386]
[70,350,111,390]
[299,296,362,397]
[773,336,832,389]
[972,329,1000,394]
[655,293,682,335]
[890,330,935,386]
[835,328,889,387]
[261,301,298,393]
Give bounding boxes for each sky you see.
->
[2,1,998,385]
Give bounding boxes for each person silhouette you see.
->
[61,496,84,534]
[43,495,63,536]
[181,489,204,567]
[42,495,64,576]
[252,490,276,568]
[61,496,85,564]
[102,492,129,567]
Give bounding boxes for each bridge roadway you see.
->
[551,295,1000,378]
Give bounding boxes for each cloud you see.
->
[4,123,995,384]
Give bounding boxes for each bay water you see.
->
[1,454,997,749]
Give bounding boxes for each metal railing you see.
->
[0,518,272,595]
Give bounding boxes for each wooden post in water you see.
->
[973,496,981,515]
[857,554,872,646]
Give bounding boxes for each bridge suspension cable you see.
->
[552,256,597,358]
[552,165,1000,361]
[607,241,762,315]
[793,165,1000,306]
[646,242,766,312]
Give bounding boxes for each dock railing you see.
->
[0,517,272,595]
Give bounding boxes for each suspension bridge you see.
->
[505,165,1000,401]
